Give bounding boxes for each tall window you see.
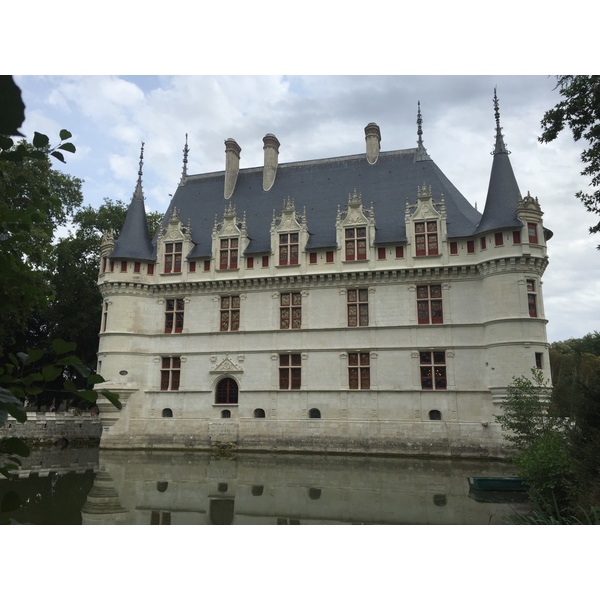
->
[147,263,155,275]
[417,285,443,324]
[527,280,537,317]
[165,299,184,333]
[415,221,438,256]
[164,242,182,273]
[219,238,238,270]
[279,354,301,390]
[160,357,181,391]
[120,260,127,272]
[220,296,240,331]
[467,240,475,253]
[528,222,538,244]
[348,352,370,390]
[345,227,367,261]
[102,302,108,332]
[420,351,446,390]
[449,242,458,255]
[347,288,369,327]
[495,232,504,246]
[513,230,521,244]
[279,233,299,265]
[216,378,238,404]
[280,292,302,329]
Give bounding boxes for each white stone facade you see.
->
[96,115,551,458]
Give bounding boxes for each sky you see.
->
[13,74,599,343]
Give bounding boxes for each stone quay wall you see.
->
[1,413,102,446]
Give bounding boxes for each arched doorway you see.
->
[216,377,239,404]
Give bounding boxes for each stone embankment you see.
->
[1,412,102,447]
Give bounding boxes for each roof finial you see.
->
[492,88,510,155]
[180,133,189,185]
[415,101,430,162]
[133,142,145,201]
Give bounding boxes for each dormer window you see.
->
[415,221,438,256]
[345,227,367,261]
[164,242,182,273]
[279,233,299,265]
[219,238,239,270]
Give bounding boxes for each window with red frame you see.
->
[480,236,487,250]
[495,232,504,246]
[102,302,108,332]
[147,263,154,275]
[280,292,302,329]
[395,246,404,258]
[415,221,438,256]
[347,288,368,327]
[188,261,196,272]
[527,280,537,317]
[513,230,521,244]
[450,242,458,255]
[246,257,254,269]
[160,356,181,391]
[528,222,538,244]
[110,260,115,272]
[120,260,127,272]
[165,298,184,333]
[220,296,240,331]
[345,227,367,260]
[309,252,317,264]
[219,238,238,270]
[326,251,334,263]
[279,232,299,265]
[102,257,107,272]
[134,262,141,273]
[377,247,386,260]
[467,240,475,254]
[417,285,443,324]
[348,352,370,390]
[279,354,301,390]
[262,255,269,268]
[216,377,238,404]
[420,351,447,390]
[203,260,210,272]
[165,242,183,273]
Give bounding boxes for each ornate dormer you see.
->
[271,197,308,266]
[517,191,552,247]
[212,203,248,270]
[406,184,447,257]
[336,190,375,261]
[156,208,193,274]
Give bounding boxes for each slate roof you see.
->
[158,148,484,259]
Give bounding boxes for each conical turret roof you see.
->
[110,143,155,261]
[475,89,524,234]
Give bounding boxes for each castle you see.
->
[95,92,551,457]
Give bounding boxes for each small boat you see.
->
[467,476,526,492]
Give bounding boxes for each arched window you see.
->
[162,408,173,418]
[221,409,231,419]
[216,378,238,404]
[428,410,442,421]
[308,408,321,419]
[308,487,322,500]
[156,482,168,493]
[253,408,266,418]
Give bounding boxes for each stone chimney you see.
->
[262,133,280,191]
[224,138,241,200]
[364,122,381,165]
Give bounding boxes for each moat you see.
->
[0,447,529,525]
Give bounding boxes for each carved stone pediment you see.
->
[210,357,244,374]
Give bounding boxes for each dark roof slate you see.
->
[160,148,484,259]
[110,196,156,260]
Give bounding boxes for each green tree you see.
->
[539,76,600,244]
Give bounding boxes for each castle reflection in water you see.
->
[81,451,529,525]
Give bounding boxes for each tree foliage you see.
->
[540,76,600,244]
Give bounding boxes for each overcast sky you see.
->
[12,74,600,343]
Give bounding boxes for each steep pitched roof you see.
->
[475,90,524,234]
[160,147,483,259]
[110,144,155,261]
